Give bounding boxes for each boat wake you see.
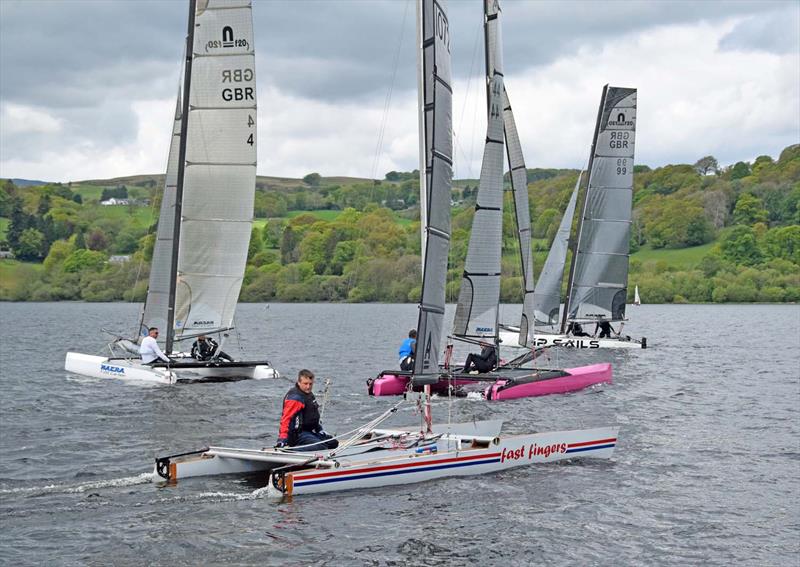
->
[0,472,155,497]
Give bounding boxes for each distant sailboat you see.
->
[500,85,646,349]
[65,0,278,383]
[634,285,641,306]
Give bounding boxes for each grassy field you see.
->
[0,260,43,297]
[631,242,715,269]
[254,209,414,229]
[0,217,8,241]
[84,203,157,228]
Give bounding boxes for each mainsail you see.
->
[413,0,453,380]
[532,171,581,326]
[452,0,504,341]
[140,0,257,352]
[563,86,637,326]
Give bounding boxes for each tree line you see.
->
[0,145,797,303]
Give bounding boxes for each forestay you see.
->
[533,171,581,326]
[566,86,637,323]
[413,0,453,379]
[452,0,505,341]
[175,0,256,342]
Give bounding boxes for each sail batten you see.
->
[564,86,637,324]
[413,0,453,380]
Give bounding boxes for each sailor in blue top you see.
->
[398,329,416,371]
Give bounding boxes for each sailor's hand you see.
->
[274,440,287,449]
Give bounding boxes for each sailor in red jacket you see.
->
[276,369,339,451]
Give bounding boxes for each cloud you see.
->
[719,6,800,54]
[1,103,62,135]
[0,0,797,181]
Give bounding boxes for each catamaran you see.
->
[499,84,646,349]
[369,0,612,399]
[65,0,278,384]
[154,0,619,497]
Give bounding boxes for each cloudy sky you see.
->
[0,0,797,183]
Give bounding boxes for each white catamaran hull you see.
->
[153,422,618,498]
[64,352,278,384]
[499,330,646,349]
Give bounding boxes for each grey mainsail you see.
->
[413,0,453,380]
[488,0,536,347]
[452,0,504,340]
[563,86,637,325]
[139,88,182,339]
[533,171,581,326]
[169,0,256,351]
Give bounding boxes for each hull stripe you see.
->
[568,437,616,448]
[295,452,503,482]
[566,443,615,454]
[294,457,502,487]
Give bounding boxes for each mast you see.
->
[412,0,453,380]
[560,84,608,334]
[166,0,197,355]
[416,0,427,272]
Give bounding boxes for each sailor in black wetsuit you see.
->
[463,342,497,374]
[595,321,615,338]
[567,322,591,337]
[276,369,338,451]
[191,335,233,362]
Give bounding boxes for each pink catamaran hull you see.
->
[368,363,612,400]
[485,363,611,400]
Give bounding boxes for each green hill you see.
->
[0,145,797,302]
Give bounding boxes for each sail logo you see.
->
[476,327,494,333]
[608,112,634,127]
[100,364,125,376]
[192,320,215,327]
[534,337,600,349]
[205,26,250,53]
[222,26,235,47]
[434,5,450,53]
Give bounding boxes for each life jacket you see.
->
[278,385,321,444]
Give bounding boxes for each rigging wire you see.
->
[452,16,483,182]
[370,0,410,183]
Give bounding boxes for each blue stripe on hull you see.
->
[295,457,502,488]
[565,443,615,454]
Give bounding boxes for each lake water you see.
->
[0,302,798,566]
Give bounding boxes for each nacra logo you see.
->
[476,327,494,333]
[192,320,214,326]
[100,364,125,375]
[501,442,567,463]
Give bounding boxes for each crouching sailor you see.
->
[275,369,339,451]
[140,327,171,365]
